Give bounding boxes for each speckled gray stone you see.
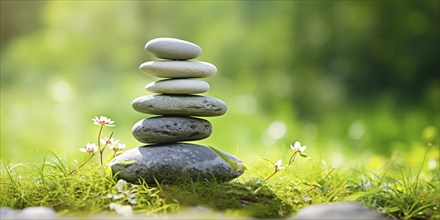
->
[291,202,386,219]
[132,116,212,144]
[145,79,210,94]
[132,95,227,116]
[139,61,217,78]
[145,38,202,60]
[109,143,244,184]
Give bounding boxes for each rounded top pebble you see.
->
[145,38,202,60]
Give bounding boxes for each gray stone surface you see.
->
[109,143,244,184]
[132,95,227,116]
[145,38,202,60]
[139,61,217,78]
[146,79,210,94]
[132,116,212,144]
[292,202,386,219]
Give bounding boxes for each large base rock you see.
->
[109,143,244,184]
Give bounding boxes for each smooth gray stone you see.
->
[146,79,210,94]
[139,61,217,78]
[292,202,386,219]
[132,95,227,116]
[132,116,212,144]
[109,143,244,184]
[145,38,202,60]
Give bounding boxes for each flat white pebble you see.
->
[146,79,210,94]
[139,61,217,78]
[16,207,57,219]
[145,38,202,60]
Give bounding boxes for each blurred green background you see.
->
[1,1,438,167]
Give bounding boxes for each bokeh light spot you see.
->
[233,94,257,115]
[422,126,437,141]
[348,120,365,140]
[267,121,287,140]
[51,80,72,103]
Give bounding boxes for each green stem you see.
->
[99,132,114,166]
[67,153,95,176]
[261,170,278,182]
[288,152,298,166]
[97,125,103,149]
[97,125,104,165]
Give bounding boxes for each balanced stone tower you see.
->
[110,38,244,184]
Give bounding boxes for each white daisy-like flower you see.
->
[109,143,126,152]
[92,116,115,127]
[100,137,119,146]
[79,143,98,153]
[274,159,284,171]
[290,141,307,153]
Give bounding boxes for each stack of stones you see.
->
[110,38,244,184]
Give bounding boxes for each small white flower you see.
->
[93,116,115,127]
[110,143,126,152]
[274,159,284,171]
[79,143,98,153]
[290,141,307,153]
[100,137,119,146]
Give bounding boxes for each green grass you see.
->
[1,147,439,219]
